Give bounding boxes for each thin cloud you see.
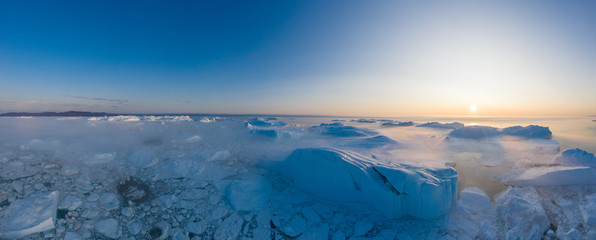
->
[66,95,129,105]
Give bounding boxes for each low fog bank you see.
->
[0,116,595,239]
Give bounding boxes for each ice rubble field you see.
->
[0,116,595,240]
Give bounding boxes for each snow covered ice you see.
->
[0,116,595,239]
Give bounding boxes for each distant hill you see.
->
[0,111,114,117]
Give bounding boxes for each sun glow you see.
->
[470,105,477,112]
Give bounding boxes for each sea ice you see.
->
[275,148,457,219]
[0,191,59,239]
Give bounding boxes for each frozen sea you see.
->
[0,115,595,239]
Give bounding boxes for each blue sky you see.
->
[1,1,595,116]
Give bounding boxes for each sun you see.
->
[470,105,477,112]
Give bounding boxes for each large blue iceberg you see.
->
[275,148,458,219]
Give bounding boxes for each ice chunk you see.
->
[495,187,549,240]
[226,176,272,211]
[509,166,596,186]
[417,122,463,129]
[199,116,216,123]
[448,126,499,139]
[275,148,457,219]
[250,128,279,138]
[59,195,83,211]
[130,149,159,168]
[502,125,552,139]
[557,228,581,240]
[208,150,231,162]
[85,152,116,165]
[353,221,374,236]
[553,148,596,167]
[99,193,120,210]
[64,231,83,240]
[214,213,243,240]
[458,187,491,214]
[0,191,59,239]
[95,218,120,239]
[280,216,306,238]
[245,118,274,127]
[311,123,377,137]
[185,221,204,235]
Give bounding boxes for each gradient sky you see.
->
[1,1,595,116]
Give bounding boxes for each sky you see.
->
[1,0,595,116]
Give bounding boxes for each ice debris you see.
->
[275,148,457,219]
[0,191,59,239]
[495,187,549,240]
[581,193,596,227]
[226,176,272,211]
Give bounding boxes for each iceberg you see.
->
[311,123,377,137]
[352,119,376,123]
[0,191,59,239]
[417,122,464,129]
[508,148,596,186]
[275,148,457,219]
[381,121,415,127]
[501,125,551,139]
[448,126,499,139]
[509,166,596,186]
[553,148,596,167]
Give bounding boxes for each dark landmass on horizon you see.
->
[0,111,335,118]
[0,111,114,117]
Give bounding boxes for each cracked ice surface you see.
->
[0,116,595,239]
